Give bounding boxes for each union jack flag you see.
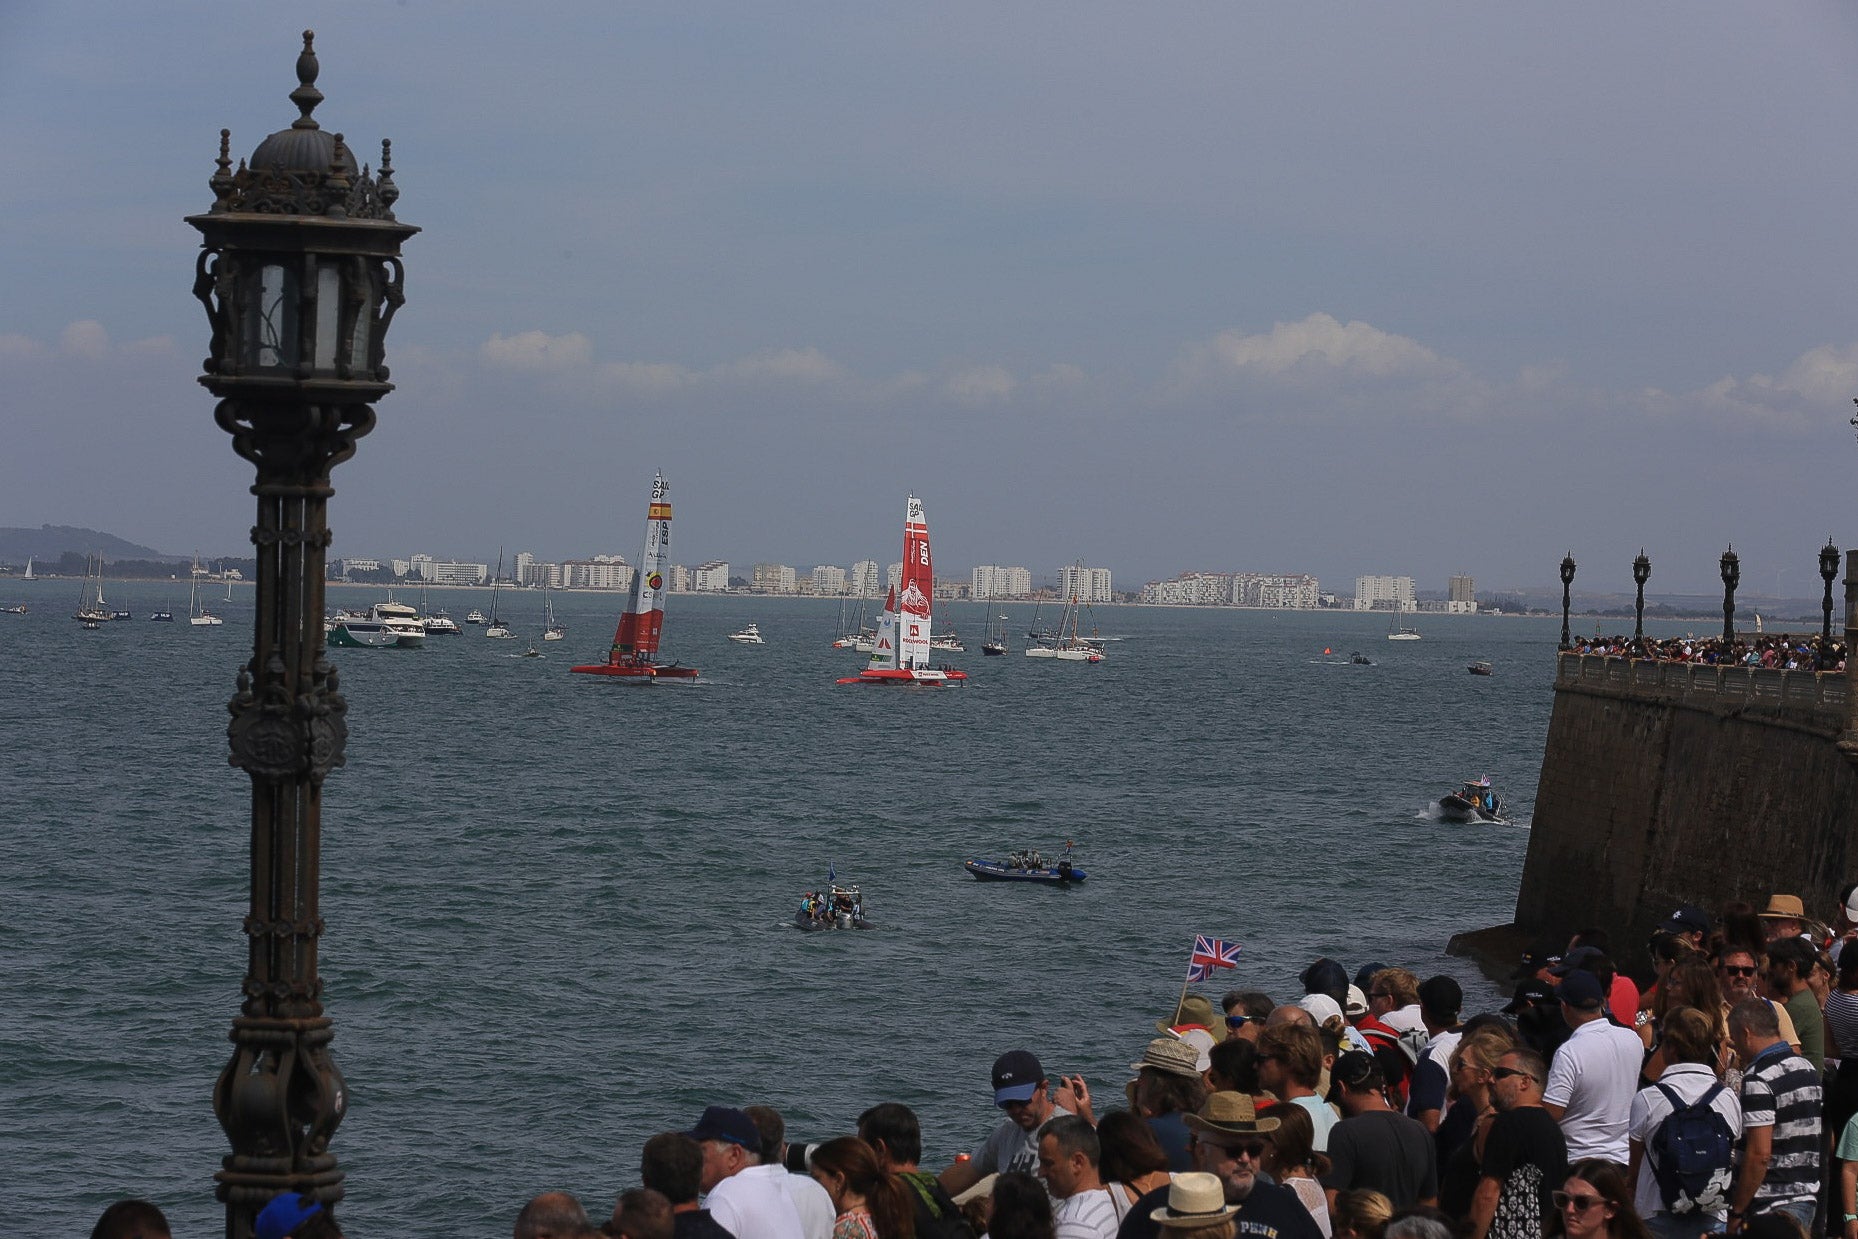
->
[1185,935,1242,982]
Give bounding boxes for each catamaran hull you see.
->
[571,662,699,681]
[835,668,968,686]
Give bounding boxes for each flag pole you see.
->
[1171,971,1192,1026]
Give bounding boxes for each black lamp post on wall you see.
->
[185,31,416,1237]
[1720,547,1739,647]
[1632,551,1650,652]
[1559,554,1576,651]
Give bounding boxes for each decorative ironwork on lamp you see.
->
[185,30,416,1238]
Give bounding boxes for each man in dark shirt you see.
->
[642,1131,737,1239]
[1470,1048,1566,1239]
[1182,1092,1323,1239]
[858,1103,977,1239]
[1320,1051,1439,1213]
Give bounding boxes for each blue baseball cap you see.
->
[1555,969,1606,1011]
[256,1193,323,1239]
[688,1105,759,1150]
[992,1049,1043,1104]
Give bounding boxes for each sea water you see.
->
[2,581,1597,1233]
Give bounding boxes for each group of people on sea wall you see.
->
[87,887,1858,1239]
[1567,633,1845,671]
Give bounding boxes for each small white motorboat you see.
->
[728,623,767,644]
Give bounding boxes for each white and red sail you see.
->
[837,494,966,686]
[572,472,698,680]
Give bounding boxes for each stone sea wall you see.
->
[1454,654,1858,972]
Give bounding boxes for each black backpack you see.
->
[901,1172,978,1239]
[1648,1082,1735,1215]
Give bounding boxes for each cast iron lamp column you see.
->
[1632,551,1650,653]
[1720,547,1739,648]
[1821,539,1840,670]
[1558,554,1576,651]
[186,31,416,1238]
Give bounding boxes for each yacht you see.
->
[328,600,426,648]
[728,623,767,645]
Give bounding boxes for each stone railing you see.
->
[1555,652,1848,712]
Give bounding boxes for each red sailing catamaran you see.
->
[571,472,699,681]
[836,494,967,687]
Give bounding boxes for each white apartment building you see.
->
[408,553,435,580]
[389,558,411,577]
[887,562,903,592]
[342,557,382,576]
[1253,574,1321,609]
[562,556,633,591]
[693,561,730,592]
[1354,575,1416,611]
[972,565,1033,599]
[669,565,691,593]
[1139,572,1231,605]
[812,565,848,595]
[752,563,798,594]
[514,551,535,586]
[1449,574,1475,602]
[849,560,880,598]
[1060,564,1114,604]
[429,560,489,586]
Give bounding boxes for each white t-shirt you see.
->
[707,1164,808,1239]
[1291,1094,1340,1153]
[1053,1188,1119,1239]
[781,1165,836,1239]
[1627,1062,1742,1220]
[971,1106,1073,1176]
[1544,1017,1645,1162]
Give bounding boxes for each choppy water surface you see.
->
[2,583,1581,1233]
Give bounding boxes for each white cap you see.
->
[1298,993,1344,1025]
[1172,1027,1215,1073]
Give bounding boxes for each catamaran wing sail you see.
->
[897,494,933,670]
[614,472,672,661]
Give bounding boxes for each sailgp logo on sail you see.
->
[899,582,928,615]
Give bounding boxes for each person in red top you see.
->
[1563,937,1640,1026]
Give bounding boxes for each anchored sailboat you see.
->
[837,495,966,686]
[571,472,699,681]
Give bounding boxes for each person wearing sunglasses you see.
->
[1181,1093,1322,1239]
[1470,1049,1566,1239]
[1713,949,1801,1073]
[1552,1160,1650,1239]
[1220,992,1273,1046]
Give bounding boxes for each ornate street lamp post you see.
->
[1632,550,1651,652]
[1822,539,1840,670]
[1720,547,1739,647]
[1558,553,1576,651]
[186,31,415,1238]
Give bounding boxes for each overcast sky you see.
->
[3,3,1856,594]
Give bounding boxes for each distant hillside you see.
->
[0,525,183,566]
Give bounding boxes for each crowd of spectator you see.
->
[90,889,1858,1239]
[1566,632,1844,671]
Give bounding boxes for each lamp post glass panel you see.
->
[185,30,415,1236]
[1632,551,1650,649]
[1720,548,1739,647]
[1559,554,1576,650]
[1822,540,1840,668]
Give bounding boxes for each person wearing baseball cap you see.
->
[688,1106,807,1239]
[1658,906,1711,950]
[938,1050,1077,1197]
[1541,972,1643,1164]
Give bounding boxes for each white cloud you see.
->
[0,334,48,361]
[1192,312,1451,380]
[719,347,845,384]
[60,320,111,360]
[944,364,1017,405]
[480,330,593,370]
[595,360,696,394]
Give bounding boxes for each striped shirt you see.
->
[1054,1188,1121,1239]
[1825,990,1858,1060]
[1738,1043,1822,1214]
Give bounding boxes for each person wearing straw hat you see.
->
[1146,1172,1240,1239]
[1182,1093,1323,1239]
[1160,995,1228,1046]
[1758,895,1809,945]
[1129,1037,1210,1172]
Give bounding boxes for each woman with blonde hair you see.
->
[1438,1027,1517,1217]
[1331,1189,1392,1239]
